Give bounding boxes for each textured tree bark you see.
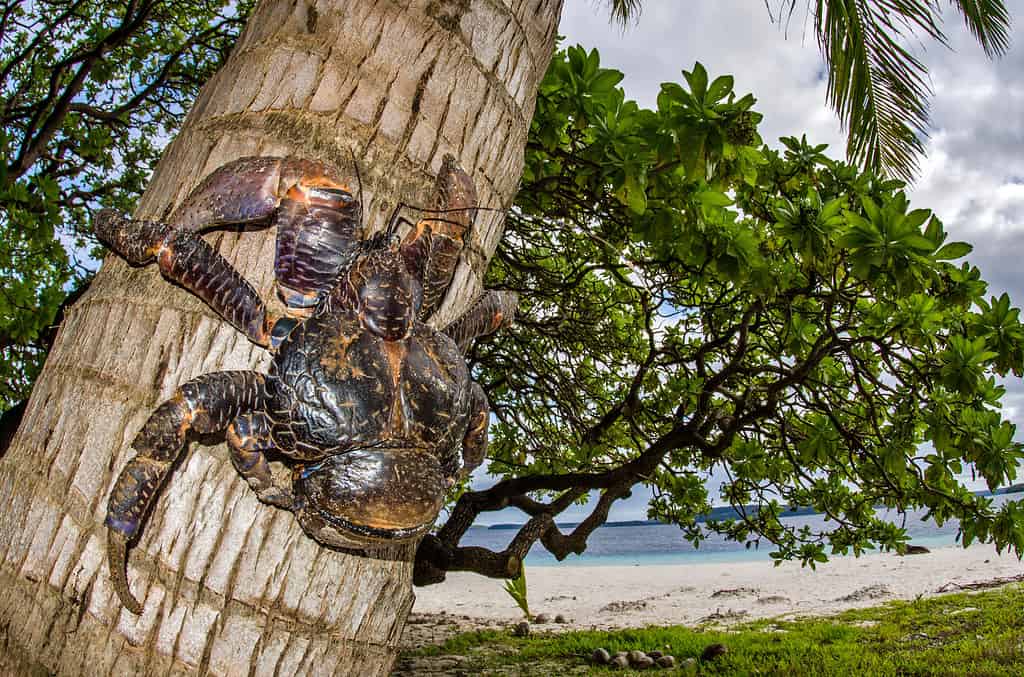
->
[0,0,561,674]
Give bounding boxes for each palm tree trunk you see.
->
[0,1,561,673]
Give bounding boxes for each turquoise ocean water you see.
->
[459,492,1024,567]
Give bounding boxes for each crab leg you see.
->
[227,411,294,509]
[95,156,360,343]
[95,210,288,346]
[167,157,330,231]
[400,154,478,321]
[168,156,362,310]
[460,383,489,475]
[442,290,518,353]
[105,370,270,614]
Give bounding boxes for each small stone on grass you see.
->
[701,643,728,661]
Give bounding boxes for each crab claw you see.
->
[107,531,144,615]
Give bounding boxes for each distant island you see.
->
[479,484,1024,530]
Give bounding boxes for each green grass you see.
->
[398,585,1024,675]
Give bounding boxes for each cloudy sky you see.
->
[471,0,1024,524]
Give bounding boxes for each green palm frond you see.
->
[601,1,1011,180]
[814,0,937,180]
[807,0,1011,181]
[952,0,1012,56]
[605,0,642,25]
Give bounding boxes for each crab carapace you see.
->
[96,154,516,614]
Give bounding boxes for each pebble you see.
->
[534,613,551,624]
[656,655,676,668]
[554,614,568,624]
[610,655,630,669]
[592,648,611,664]
[511,621,530,637]
[632,655,655,669]
[701,643,728,661]
[627,650,648,665]
[647,650,663,659]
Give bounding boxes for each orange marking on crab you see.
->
[225,425,244,448]
[382,340,408,436]
[298,172,351,190]
[285,179,354,208]
[359,514,421,531]
[320,332,362,377]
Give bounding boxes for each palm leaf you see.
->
[603,1,1011,180]
[814,1,938,180]
[951,0,1012,57]
[503,569,531,619]
[605,0,642,24]
[807,0,1010,181]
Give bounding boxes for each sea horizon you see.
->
[457,490,1024,568]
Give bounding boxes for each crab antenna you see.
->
[385,203,507,239]
[347,147,365,233]
[385,202,407,240]
[415,204,507,217]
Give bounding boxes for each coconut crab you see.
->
[95,154,515,614]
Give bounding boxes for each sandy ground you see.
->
[402,543,1024,646]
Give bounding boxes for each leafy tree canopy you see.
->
[0,0,249,409]
[415,45,1024,581]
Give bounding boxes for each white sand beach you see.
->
[404,543,1023,643]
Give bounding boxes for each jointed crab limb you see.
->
[97,155,361,324]
[401,154,478,321]
[461,383,489,474]
[170,155,362,309]
[272,180,361,310]
[443,290,518,352]
[105,370,269,613]
[168,156,348,232]
[95,210,280,346]
[227,411,294,509]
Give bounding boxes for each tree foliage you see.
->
[414,46,1024,582]
[0,0,249,410]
